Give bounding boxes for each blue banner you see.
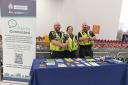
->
[1,0,36,17]
[0,0,1,8]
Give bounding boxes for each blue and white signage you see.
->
[1,0,36,82]
[1,0,36,17]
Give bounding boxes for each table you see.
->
[29,59,128,85]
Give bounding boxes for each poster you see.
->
[92,25,100,34]
[1,0,36,81]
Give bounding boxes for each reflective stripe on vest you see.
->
[79,31,93,45]
[67,35,78,51]
[50,31,65,51]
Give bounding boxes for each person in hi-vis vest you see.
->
[78,22,96,58]
[49,22,68,58]
[65,26,78,58]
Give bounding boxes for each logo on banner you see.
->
[8,3,13,10]
[1,0,36,17]
[8,19,18,28]
[7,19,30,34]
[8,2,28,15]
[8,3,28,10]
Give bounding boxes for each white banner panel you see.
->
[1,0,36,81]
[2,18,36,81]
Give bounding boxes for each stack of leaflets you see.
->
[106,59,123,64]
[81,60,86,63]
[40,64,46,68]
[65,58,74,63]
[75,58,86,63]
[84,62,91,66]
[58,63,67,67]
[86,58,95,62]
[74,61,81,64]
[76,63,85,67]
[55,59,64,63]
[67,62,75,67]
[40,61,46,68]
[97,61,107,64]
[94,57,101,61]
[88,62,100,66]
[112,59,123,63]
[76,58,83,61]
[46,59,56,65]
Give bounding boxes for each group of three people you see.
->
[49,22,96,59]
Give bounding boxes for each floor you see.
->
[0,80,28,85]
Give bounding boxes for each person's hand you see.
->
[63,43,67,48]
[83,37,90,42]
[60,43,67,48]
[88,37,93,41]
[89,37,96,41]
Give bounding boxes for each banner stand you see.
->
[1,0,36,82]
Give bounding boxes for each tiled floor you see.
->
[0,80,28,85]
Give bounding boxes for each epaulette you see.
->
[51,31,56,36]
[64,34,69,38]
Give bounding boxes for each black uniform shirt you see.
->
[78,31,95,47]
[65,34,77,40]
[78,31,95,38]
[49,31,68,43]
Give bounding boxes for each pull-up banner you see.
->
[1,0,36,82]
[1,0,36,17]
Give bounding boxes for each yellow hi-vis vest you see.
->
[79,31,93,45]
[50,31,65,51]
[67,35,78,52]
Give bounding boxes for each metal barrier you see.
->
[36,48,128,59]
[93,52,110,57]
[36,51,51,59]
[116,52,128,62]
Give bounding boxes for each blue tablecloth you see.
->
[29,59,128,85]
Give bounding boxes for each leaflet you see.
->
[39,64,46,68]
[55,59,64,63]
[86,59,95,62]
[58,64,67,67]
[65,58,74,62]
[46,59,55,62]
[76,58,83,61]
[76,64,85,67]
[84,62,91,66]
[89,62,100,66]
[112,59,123,63]
[46,62,56,65]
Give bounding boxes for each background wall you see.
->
[0,11,2,35]
[0,5,1,34]
[36,0,122,39]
